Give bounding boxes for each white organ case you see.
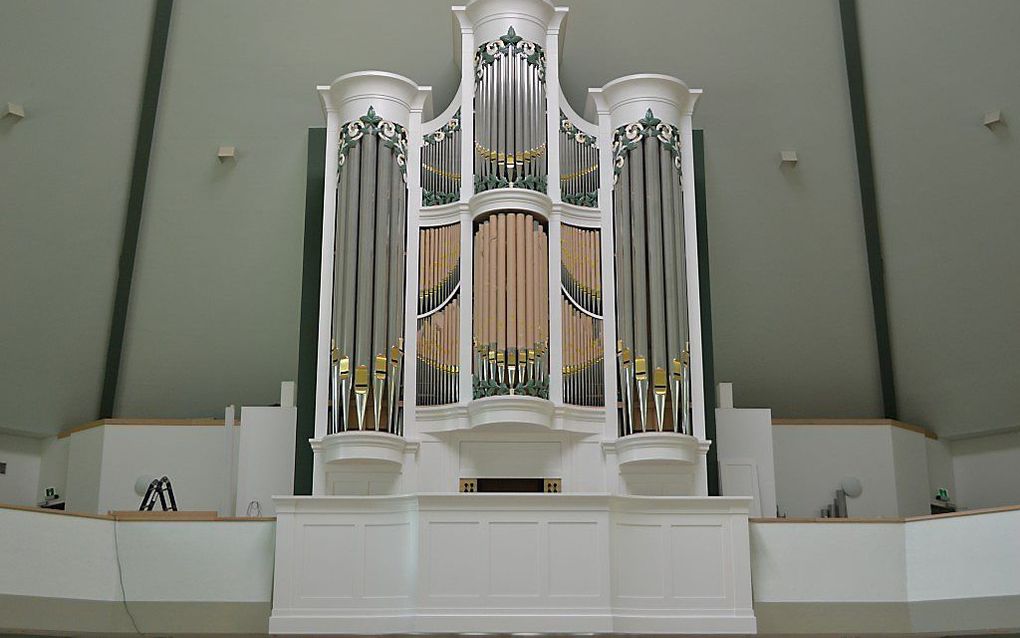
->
[271,1,755,633]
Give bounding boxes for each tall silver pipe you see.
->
[500,54,507,184]
[373,142,393,364]
[494,55,501,184]
[672,155,688,348]
[643,138,667,372]
[339,144,362,430]
[489,59,495,184]
[334,153,350,363]
[628,146,649,374]
[659,144,681,378]
[354,134,377,374]
[614,164,633,433]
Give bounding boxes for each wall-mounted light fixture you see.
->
[983,110,1004,128]
[217,145,237,161]
[2,103,25,120]
[779,150,798,165]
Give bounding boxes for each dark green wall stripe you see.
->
[839,0,899,419]
[294,127,326,495]
[693,130,719,496]
[98,0,174,418]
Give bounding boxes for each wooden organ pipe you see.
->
[472,213,548,398]
[561,224,604,406]
[416,223,461,406]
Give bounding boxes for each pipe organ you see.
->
[284,2,761,634]
[313,0,707,495]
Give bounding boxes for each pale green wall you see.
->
[115,0,460,417]
[859,0,1020,437]
[560,0,882,418]
[1,0,1017,439]
[0,0,153,435]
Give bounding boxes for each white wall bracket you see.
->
[2,103,25,119]
[983,110,1004,127]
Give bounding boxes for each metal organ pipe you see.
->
[613,112,691,435]
[422,110,461,206]
[474,27,547,193]
[560,113,599,207]
[330,107,408,435]
[417,223,461,406]
[561,224,604,407]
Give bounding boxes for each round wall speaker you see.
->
[841,477,863,498]
[135,475,156,497]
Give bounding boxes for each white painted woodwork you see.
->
[235,406,296,517]
[4,504,1020,635]
[270,494,756,635]
[298,3,731,633]
[716,405,778,518]
[752,509,1020,634]
[0,506,274,636]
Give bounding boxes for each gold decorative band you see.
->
[560,163,599,181]
[421,163,461,180]
[474,141,547,164]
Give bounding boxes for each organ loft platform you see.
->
[270,0,755,633]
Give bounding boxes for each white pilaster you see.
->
[403,87,432,440]
[457,12,476,403]
[459,209,474,403]
[313,104,340,446]
[310,441,325,495]
[544,10,567,406]
[678,92,704,448]
[590,89,619,439]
